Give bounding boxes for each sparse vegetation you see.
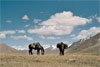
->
[0,53,100,67]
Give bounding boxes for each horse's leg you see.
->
[41,49,44,55]
[30,49,33,55]
[37,49,39,55]
[62,49,64,55]
[61,50,63,55]
[59,48,62,55]
[28,49,30,55]
[29,50,31,55]
[37,49,40,55]
[29,49,32,55]
[38,50,40,55]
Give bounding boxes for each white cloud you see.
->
[33,18,41,23]
[28,11,92,35]
[73,27,100,40]
[96,17,100,23]
[0,30,26,35]
[24,25,30,27]
[0,34,6,39]
[39,35,60,39]
[11,35,33,40]
[0,30,16,39]
[0,30,16,34]
[22,14,29,20]
[47,36,60,39]
[12,45,28,50]
[17,30,26,33]
[39,35,46,39]
[6,20,12,23]
[70,34,75,37]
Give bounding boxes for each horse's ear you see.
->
[41,47,45,55]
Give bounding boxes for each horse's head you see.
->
[61,42,65,50]
[41,47,45,55]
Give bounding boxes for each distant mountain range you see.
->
[45,45,58,54]
[66,32,100,54]
[0,32,100,54]
[0,43,58,54]
[19,45,58,54]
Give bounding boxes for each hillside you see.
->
[0,43,21,54]
[66,32,100,54]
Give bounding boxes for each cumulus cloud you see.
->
[10,35,33,40]
[33,18,41,23]
[6,20,12,23]
[0,30,16,34]
[22,14,29,20]
[0,30,26,34]
[28,11,92,35]
[96,17,100,23]
[17,30,26,33]
[0,30,16,39]
[72,27,100,40]
[0,34,6,39]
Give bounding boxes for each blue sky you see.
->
[0,0,100,49]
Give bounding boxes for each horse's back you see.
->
[29,43,36,49]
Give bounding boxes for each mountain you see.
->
[45,45,59,54]
[66,32,100,54]
[0,43,21,54]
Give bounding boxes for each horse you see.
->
[28,42,45,55]
[57,42,68,55]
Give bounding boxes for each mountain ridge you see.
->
[66,32,100,54]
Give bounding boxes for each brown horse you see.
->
[57,42,68,55]
[28,42,45,55]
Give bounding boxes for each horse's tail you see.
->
[28,44,31,49]
[57,43,60,48]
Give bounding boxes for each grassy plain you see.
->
[0,53,100,67]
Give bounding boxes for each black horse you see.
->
[28,42,45,55]
[57,42,68,55]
